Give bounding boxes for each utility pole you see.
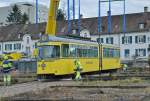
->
[36,0,38,24]
[78,0,81,34]
[98,0,102,78]
[67,0,71,34]
[98,0,126,76]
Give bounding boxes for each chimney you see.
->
[107,11,110,16]
[144,6,148,12]
[80,14,83,19]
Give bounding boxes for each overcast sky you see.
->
[0,0,150,18]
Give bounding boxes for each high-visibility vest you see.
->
[74,60,82,71]
[2,58,12,69]
[8,62,12,67]
[33,48,38,57]
[2,60,10,69]
[3,55,8,60]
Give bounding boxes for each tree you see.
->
[21,13,29,24]
[56,9,66,21]
[6,4,22,24]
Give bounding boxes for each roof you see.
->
[0,12,150,41]
[56,12,150,35]
[0,23,46,42]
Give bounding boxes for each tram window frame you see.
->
[62,44,69,57]
[69,44,98,58]
[70,44,77,57]
[103,47,120,58]
[38,45,60,59]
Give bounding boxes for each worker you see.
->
[2,55,13,86]
[74,59,83,80]
[32,43,38,58]
[123,64,128,72]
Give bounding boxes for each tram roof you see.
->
[48,36,98,45]
[41,36,119,48]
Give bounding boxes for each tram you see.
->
[37,36,120,78]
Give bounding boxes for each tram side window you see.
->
[62,44,69,57]
[103,48,120,58]
[69,45,98,58]
[79,46,98,58]
[53,46,60,58]
[38,46,60,59]
[103,48,109,57]
[91,47,98,57]
[116,49,120,57]
[109,48,113,57]
[81,49,88,57]
[113,49,120,58]
[70,45,77,57]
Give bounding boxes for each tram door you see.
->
[99,44,103,71]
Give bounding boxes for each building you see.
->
[0,7,150,64]
[56,7,150,64]
[0,2,48,26]
[0,23,45,56]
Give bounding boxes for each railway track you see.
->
[0,71,150,86]
[1,79,150,100]
[0,72,150,99]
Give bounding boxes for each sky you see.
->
[0,0,150,18]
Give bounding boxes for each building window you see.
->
[135,35,146,43]
[97,38,104,43]
[26,47,31,56]
[135,49,146,57]
[124,49,130,57]
[139,23,145,29]
[27,37,30,44]
[5,44,12,51]
[101,26,105,32]
[148,37,150,42]
[14,43,21,50]
[106,37,113,44]
[122,36,132,44]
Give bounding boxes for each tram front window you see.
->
[38,45,60,59]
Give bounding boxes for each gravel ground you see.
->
[1,78,150,101]
[10,87,150,101]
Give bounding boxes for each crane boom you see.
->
[46,0,60,36]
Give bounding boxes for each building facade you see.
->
[0,7,150,63]
[0,34,38,56]
[55,7,150,63]
[0,2,48,26]
[91,30,150,62]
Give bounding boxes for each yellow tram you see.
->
[37,36,120,78]
[36,0,120,79]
